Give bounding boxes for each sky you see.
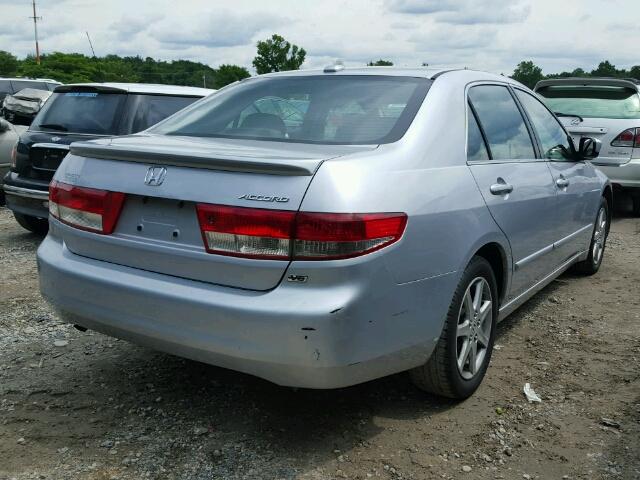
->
[0,0,638,76]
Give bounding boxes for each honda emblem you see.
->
[144,166,167,186]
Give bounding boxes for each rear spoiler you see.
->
[534,77,640,91]
[69,141,321,176]
[54,85,128,94]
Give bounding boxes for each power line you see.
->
[29,0,42,65]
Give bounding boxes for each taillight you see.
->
[294,212,407,260]
[49,180,125,234]
[196,204,407,261]
[611,128,640,148]
[196,204,295,260]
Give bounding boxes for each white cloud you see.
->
[386,0,531,24]
[150,11,287,49]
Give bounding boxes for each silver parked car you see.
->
[38,67,611,399]
[535,77,640,214]
[0,118,26,205]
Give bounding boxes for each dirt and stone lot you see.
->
[0,205,638,480]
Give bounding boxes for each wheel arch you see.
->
[602,184,613,233]
[473,242,510,306]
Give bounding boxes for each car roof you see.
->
[54,82,215,96]
[534,77,640,91]
[254,66,520,85]
[259,66,452,79]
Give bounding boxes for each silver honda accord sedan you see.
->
[37,66,611,399]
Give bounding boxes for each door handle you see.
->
[490,182,514,195]
[556,177,570,189]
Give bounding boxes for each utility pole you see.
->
[30,0,42,65]
[202,73,206,88]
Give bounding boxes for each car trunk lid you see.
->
[558,117,636,166]
[55,135,374,291]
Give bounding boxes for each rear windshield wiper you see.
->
[554,112,584,122]
[38,123,68,131]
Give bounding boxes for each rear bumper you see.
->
[594,159,640,190]
[37,226,455,389]
[3,172,49,217]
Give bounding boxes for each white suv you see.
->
[535,77,640,214]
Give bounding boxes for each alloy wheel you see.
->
[592,207,607,265]
[456,277,492,380]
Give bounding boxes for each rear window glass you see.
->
[31,91,127,134]
[12,80,48,91]
[121,94,200,133]
[537,85,640,119]
[150,75,431,145]
[0,79,12,95]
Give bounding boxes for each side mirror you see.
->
[578,137,601,160]
[0,118,10,132]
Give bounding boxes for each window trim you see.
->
[467,100,492,161]
[511,86,579,164]
[465,81,542,165]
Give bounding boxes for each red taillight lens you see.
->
[196,204,295,259]
[611,128,640,148]
[294,212,408,260]
[49,180,125,234]
[195,204,407,260]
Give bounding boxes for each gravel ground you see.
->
[0,205,639,480]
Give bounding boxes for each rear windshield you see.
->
[537,85,640,119]
[12,80,51,91]
[150,75,431,145]
[120,94,201,133]
[31,91,127,134]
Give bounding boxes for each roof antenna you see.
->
[324,59,345,73]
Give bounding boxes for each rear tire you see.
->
[13,213,49,235]
[410,256,498,399]
[573,197,609,275]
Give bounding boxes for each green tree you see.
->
[367,59,393,66]
[213,64,250,88]
[511,60,544,89]
[591,60,617,77]
[0,50,18,76]
[252,34,306,74]
[630,66,640,80]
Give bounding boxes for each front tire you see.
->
[410,256,498,399]
[573,197,609,275]
[13,212,49,235]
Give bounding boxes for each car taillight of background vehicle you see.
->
[196,204,407,260]
[49,180,125,234]
[611,128,640,148]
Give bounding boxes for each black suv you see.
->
[3,82,213,233]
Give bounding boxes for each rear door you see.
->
[467,84,558,302]
[514,89,601,261]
